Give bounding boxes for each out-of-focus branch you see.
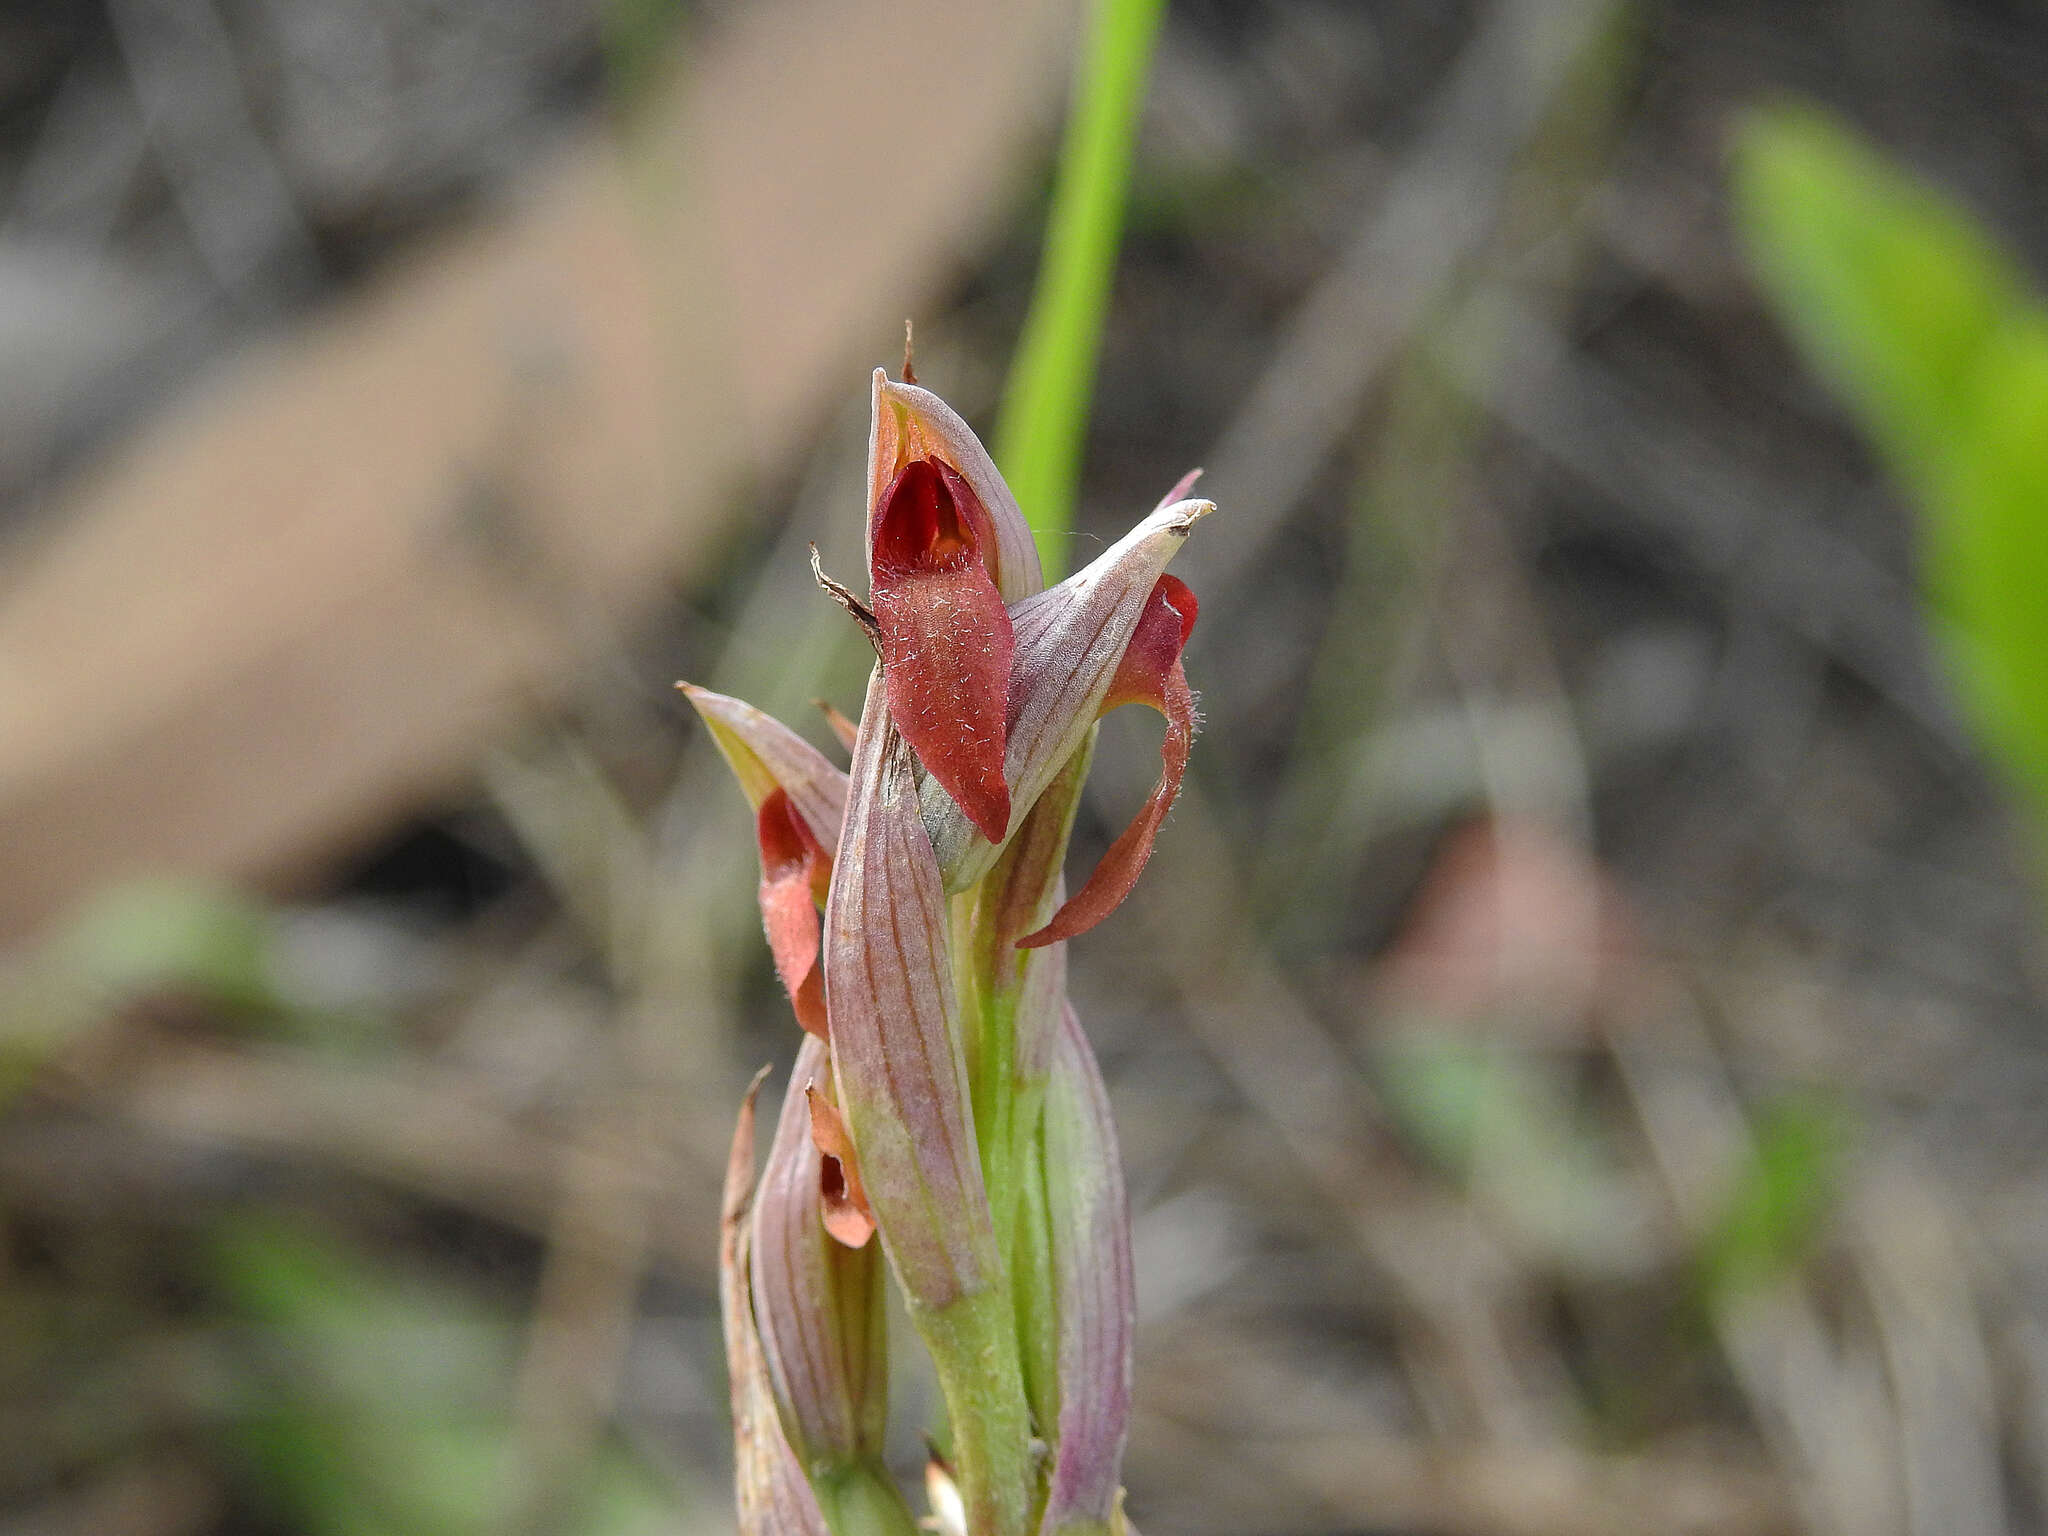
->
[0,0,1082,941]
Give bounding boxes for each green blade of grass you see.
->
[1732,105,2048,850]
[995,0,1168,579]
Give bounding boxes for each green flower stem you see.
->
[974,982,1028,1262]
[1013,1131,1060,1439]
[956,737,1094,1279]
[997,0,1169,577]
[811,1461,923,1536]
[917,1286,1038,1536]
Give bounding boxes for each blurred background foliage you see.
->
[1735,104,2048,860]
[3,1,2048,1534]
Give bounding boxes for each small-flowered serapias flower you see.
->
[690,368,1206,1536]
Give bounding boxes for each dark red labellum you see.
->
[868,458,1015,844]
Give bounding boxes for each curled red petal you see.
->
[1020,577,1198,949]
[757,789,830,1037]
[921,496,1209,890]
[870,458,1014,843]
[805,1084,877,1249]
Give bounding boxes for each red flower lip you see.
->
[870,456,1017,845]
[756,789,832,1037]
[681,684,846,1037]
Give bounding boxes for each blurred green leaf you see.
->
[1378,1034,1496,1175]
[601,0,689,107]
[0,879,404,1110]
[577,1449,688,1536]
[1378,1034,1648,1272]
[0,879,291,1103]
[211,1220,675,1536]
[213,1220,514,1413]
[212,1220,515,1536]
[1696,1094,1848,1303]
[1733,105,2048,834]
[232,1412,506,1536]
[64,878,280,1014]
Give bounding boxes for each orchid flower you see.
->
[692,370,1209,1536]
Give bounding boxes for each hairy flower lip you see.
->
[870,455,1017,844]
[922,497,1212,892]
[870,457,996,581]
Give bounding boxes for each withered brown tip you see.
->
[809,542,883,655]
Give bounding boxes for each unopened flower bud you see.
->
[719,1072,831,1536]
[751,1036,888,1473]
